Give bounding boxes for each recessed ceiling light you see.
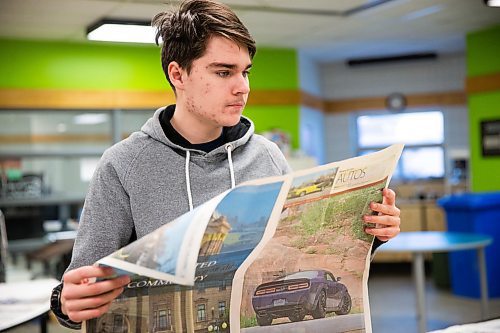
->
[87,19,156,44]
[402,5,444,21]
[484,0,500,7]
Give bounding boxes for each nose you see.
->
[233,74,250,95]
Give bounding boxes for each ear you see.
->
[168,61,186,91]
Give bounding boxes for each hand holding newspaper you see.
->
[85,144,403,333]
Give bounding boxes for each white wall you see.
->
[316,53,469,163]
[298,51,323,96]
[321,53,466,99]
[300,107,326,165]
[298,52,326,164]
[324,112,357,162]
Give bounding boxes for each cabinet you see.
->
[0,194,84,239]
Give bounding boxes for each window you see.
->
[0,109,154,197]
[158,310,167,330]
[357,111,445,180]
[219,279,227,291]
[154,309,171,331]
[218,301,226,317]
[197,304,207,322]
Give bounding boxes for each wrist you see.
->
[50,283,82,329]
[50,283,67,318]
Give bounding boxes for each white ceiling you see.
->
[0,0,499,62]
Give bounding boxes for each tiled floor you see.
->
[4,262,500,333]
[369,264,500,333]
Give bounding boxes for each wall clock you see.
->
[386,93,407,112]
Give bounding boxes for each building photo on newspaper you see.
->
[83,144,403,333]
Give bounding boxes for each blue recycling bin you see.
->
[437,192,500,298]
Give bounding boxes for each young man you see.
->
[50,0,401,328]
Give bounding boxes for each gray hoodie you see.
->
[67,106,291,271]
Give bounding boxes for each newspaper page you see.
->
[84,144,402,333]
[234,144,402,333]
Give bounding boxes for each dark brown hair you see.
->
[152,0,256,90]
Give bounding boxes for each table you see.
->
[377,231,492,333]
[427,318,500,332]
[0,278,60,332]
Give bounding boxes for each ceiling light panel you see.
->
[402,4,445,21]
[87,21,156,43]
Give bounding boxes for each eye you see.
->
[243,70,251,78]
[216,71,230,78]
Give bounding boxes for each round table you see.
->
[378,231,492,333]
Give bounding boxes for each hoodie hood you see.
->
[141,105,255,157]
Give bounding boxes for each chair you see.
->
[26,231,76,279]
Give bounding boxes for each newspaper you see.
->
[84,144,403,333]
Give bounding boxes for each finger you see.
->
[65,287,124,314]
[67,300,113,323]
[375,235,391,242]
[382,188,396,206]
[370,201,400,217]
[365,226,400,240]
[364,214,400,227]
[63,275,130,300]
[63,266,116,284]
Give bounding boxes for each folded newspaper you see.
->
[84,144,403,333]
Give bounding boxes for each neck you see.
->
[171,105,222,144]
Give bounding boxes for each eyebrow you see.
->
[208,62,252,70]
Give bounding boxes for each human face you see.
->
[180,36,252,129]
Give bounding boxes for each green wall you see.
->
[250,48,298,90]
[249,48,299,148]
[0,38,299,147]
[466,25,500,192]
[0,39,165,90]
[245,105,299,148]
[466,25,500,77]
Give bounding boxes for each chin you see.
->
[220,113,242,127]
[223,117,241,127]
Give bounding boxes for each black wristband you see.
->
[50,283,81,329]
[50,283,67,318]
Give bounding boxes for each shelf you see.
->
[0,193,85,207]
[0,149,104,159]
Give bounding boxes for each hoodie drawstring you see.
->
[225,144,236,189]
[185,150,194,211]
[184,145,236,212]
